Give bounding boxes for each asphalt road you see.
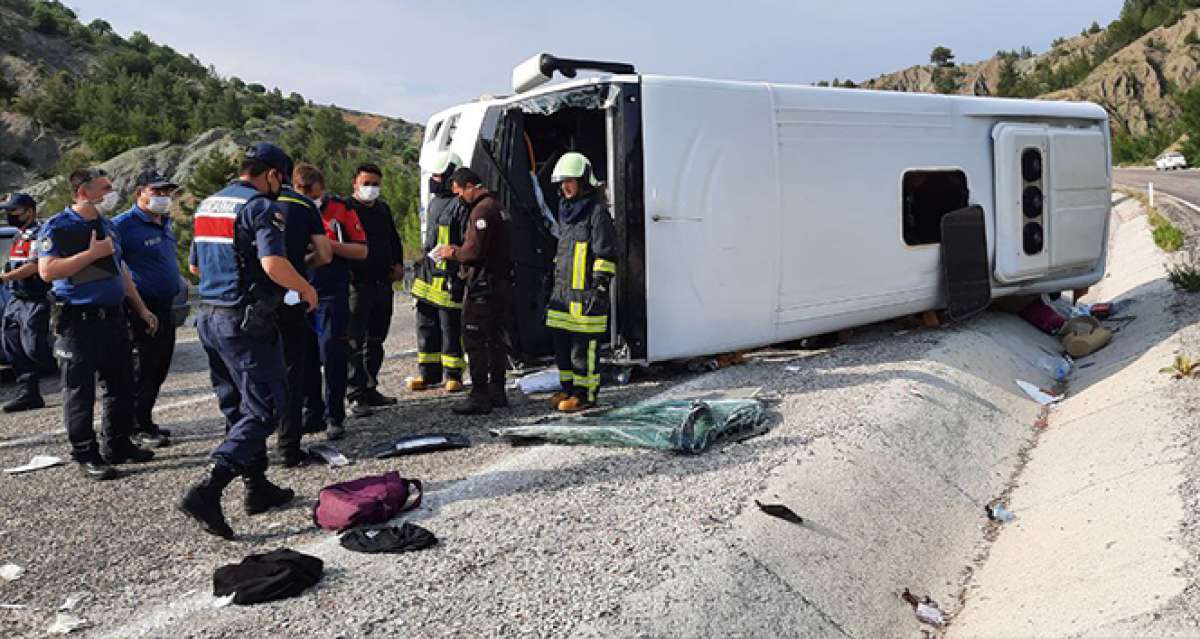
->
[1114,167,1200,205]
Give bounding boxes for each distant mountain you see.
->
[858,2,1200,151]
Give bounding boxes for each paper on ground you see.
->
[1016,379,1063,405]
[515,369,560,394]
[0,563,24,581]
[4,455,64,474]
[47,613,90,635]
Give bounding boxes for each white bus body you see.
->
[419,65,1111,365]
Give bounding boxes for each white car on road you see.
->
[1156,151,1188,171]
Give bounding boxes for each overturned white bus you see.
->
[418,54,1112,365]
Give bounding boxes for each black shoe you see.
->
[243,474,295,515]
[302,420,325,435]
[350,401,374,418]
[488,384,509,409]
[179,465,237,539]
[132,429,170,449]
[281,449,316,468]
[103,444,155,465]
[326,423,346,441]
[2,393,43,413]
[78,459,121,481]
[363,389,398,407]
[452,395,492,416]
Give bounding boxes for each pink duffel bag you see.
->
[313,471,423,531]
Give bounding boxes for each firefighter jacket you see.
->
[546,192,618,335]
[411,193,468,309]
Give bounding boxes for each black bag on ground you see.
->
[212,548,323,605]
[339,523,438,554]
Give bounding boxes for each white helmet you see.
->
[551,152,600,187]
[423,150,464,175]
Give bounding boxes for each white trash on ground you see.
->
[47,613,90,635]
[0,563,24,581]
[3,455,64,475]
[1016,380,1063,405]
[513,369,561,394]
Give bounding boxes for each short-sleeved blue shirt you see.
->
[192,180,287,306]
[37,207,126,307]
[113,205,181,301]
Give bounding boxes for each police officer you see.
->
[293,163,367,446]
[179,143,317,539]
[113,169,181,448]
[272,163,331,464]
[544,153,618,412]
[434,168,513,415]
[0,193,54,412]
[408,151,468,393]
[38,168,159,480]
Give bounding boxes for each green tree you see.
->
[996,57,1021,97]
[930,46,955,67]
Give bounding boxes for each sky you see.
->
[70,1,1126,125]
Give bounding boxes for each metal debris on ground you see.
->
[987,502,1016,523]
[492,398,771,454]
[306,444,350,467]
[47,612,91,635]
[754,500,804,525]
[0,563,24,581]
[901,588,945,627]
[59,593,87,611]
[369,433,471,459]
[0,604,28,610]
[1015,380,1063,405]
[3,455,64,475]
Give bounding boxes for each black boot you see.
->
[179,464,238,539]
[452,394,492,416]
[243,472,295,515]
[488,383,509,409]
[3,381,43,413]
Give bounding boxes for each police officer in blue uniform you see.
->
[179,143,318,540]
[0,193,54,412]
[273,163,330,466]
[37,168,160,480]
[114,169,182,448]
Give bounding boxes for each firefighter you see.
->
[408,151,468,393]
[545,152,617,412]
[433,168,513,415]
[0,193,54,412]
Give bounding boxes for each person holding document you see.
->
[37,168,160,481]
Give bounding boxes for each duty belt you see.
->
[61,304,122,322]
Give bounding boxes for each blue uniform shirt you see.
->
[37,207,127,307]
[192,180,288,306]
[276,187,325,278]
[113,205,181,301]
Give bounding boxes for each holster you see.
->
[240,284,283,339]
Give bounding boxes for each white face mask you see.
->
[146,196,171,214]
[356,185,381,202]
[94,191,121,214]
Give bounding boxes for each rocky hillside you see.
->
[0,0,421,196]
[860,5,1200,138]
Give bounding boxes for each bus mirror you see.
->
[513,54,553,94]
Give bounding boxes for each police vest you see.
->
[6,223,50,300]
[193,181,276,306]
[411,194,468,309]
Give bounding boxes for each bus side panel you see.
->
[639,77,780,362]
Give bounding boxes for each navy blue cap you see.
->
[135,168,178,190]
[0,193,35,211]
[244,142,292,177]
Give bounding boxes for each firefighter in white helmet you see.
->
[545,152,618,412]
[408,151,469,392]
